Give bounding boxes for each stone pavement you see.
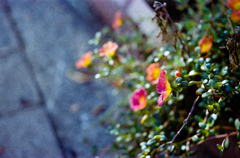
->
[0,0,115,157]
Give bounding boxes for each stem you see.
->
[227,18,234,33]
[162,7,189,58]
[169,96,200,149]
[189,131,238,151]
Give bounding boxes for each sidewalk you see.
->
[0,0,115,157]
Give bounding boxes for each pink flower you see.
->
[146,63,161,84]
[156,69,172,106]
[75,51,92,69]
[129,88,147,112]
[99,41,118,57]
[112,10,123,30]
[198,36,213,54]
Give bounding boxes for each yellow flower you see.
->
[75,51,92,69]
[99,41,118,57]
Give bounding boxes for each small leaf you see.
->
[208,79,215,89]
[176,77,182,83]
[206,63,211,69]
[198,122,206,129]
[220,150,224,156]
[217,144,223,150]
[192,135,199,142]
[146,139,156,146]
[189,70,198,76]
[235,119,240,130]
[224,137,230,150]
[202,92,212,98]
[196,88,205,95]
[181,81,188,87]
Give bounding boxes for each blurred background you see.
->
[0,0,118,157]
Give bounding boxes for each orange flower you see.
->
[75,51,92,69]
[112,10,123,30]
[146,63,161,84]
[198,36,213,54]
[99,41,118,57]
[228,0,240,22]
[228,0,240,11]
[230,10,240,22]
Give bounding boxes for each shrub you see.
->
[75,0,240,157]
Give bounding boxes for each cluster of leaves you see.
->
[75,0,240,157]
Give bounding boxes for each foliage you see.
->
[75,0,240,157]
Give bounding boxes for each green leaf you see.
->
[235,119,240,130]
[202,92,212,98]
[224,137,230,150]
[208,79,215,89]
[198,122,206,129]
[146,139,156,146]
[220,150,224,156]
[196,88,205,95]
[217,144,223,150]
[181,81,188,87]
[189,70,198,76]
[192,135,199,142]
[176,77,182,83]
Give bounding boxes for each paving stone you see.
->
[51,79,116,157]
[7,0,104,108]
[0,53,40,115]
[0,108,63,158]
[0,5,18,57]
[7,0,116,156]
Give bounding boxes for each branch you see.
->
[189,131,238,151]
[170,96,200,149]
[153,1,189,62]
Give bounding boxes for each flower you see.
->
[99,41,118,57]
[146,63,161,84]
[112,10,123,30]
[175,69,181,77]
[228,0,240,11]
[156,69,171,106]
[129,88,147,112]
[198,36,213,53]
[75,51,92,69]
[228,0,240,22]
[230,10,240,22]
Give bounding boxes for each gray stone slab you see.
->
[0,5,19,57]
[7,0,103,107]
[7,0,115,156]
[51,79,116,157]
[0,108,63,158]
[0,53,40,114]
